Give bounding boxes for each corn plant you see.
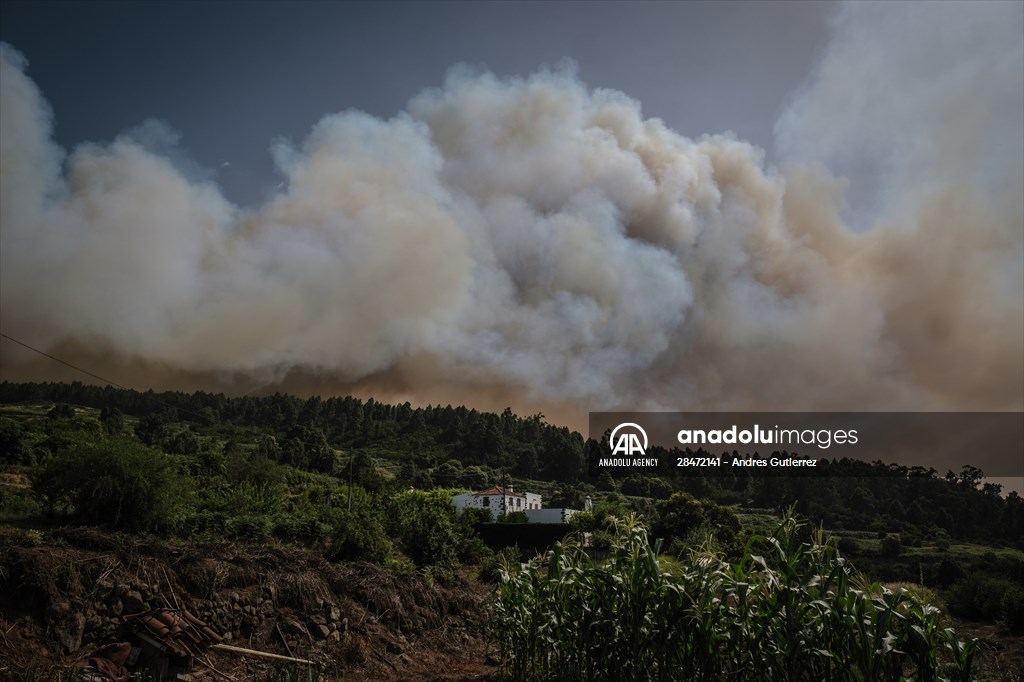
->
[489,513,976,681]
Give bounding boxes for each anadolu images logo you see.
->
[610,422,648,456]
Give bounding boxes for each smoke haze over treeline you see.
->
[1,2,1021,423]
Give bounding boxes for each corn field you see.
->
[490,514,976,681]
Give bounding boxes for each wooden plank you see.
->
[211,643,313,665]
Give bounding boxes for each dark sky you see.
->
[0,0,836,206]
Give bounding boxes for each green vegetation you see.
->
[33,436,189,533]
[491,514,977,681]
[1,390,492,571]
[0,380,1021,679]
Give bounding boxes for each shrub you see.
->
[570,498,630,534]
[224,450,286,487]
[217,481,288,516]
[271,513,330,545]
[944,578,981,619]
[620,474,651,497]
[197,449,227,476]
[652,492,740,554]
[165,428,201,455]
[0,486,43,519]
[459,465,489,490]
[384,554,417,576]
[0,418,33,465]
[837,536,862,555]
[945,574,1016,622]
[227,514,273,541]
[327,508,390,563]
[1000,585,1024,631]
[461,507,493,526]
[648,477,674,500]
[479,545,519,584]
[386,489,464,567]
[47,403,76,419]
[458,531,492,565]
[32,437,190,533]
[174,509,228,537]
[936,558,965,587]
[134,413,170,446]
[41,415,105,454]
[881,534,903,557]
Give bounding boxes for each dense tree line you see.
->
[590,438,1024,547]
[0,381,585,481]
[2,381,1020,548]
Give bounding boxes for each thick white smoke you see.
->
[776,1,1024,226]
[1,1,1022,413]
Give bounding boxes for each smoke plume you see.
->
[2,1,1022,417]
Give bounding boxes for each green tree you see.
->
[621,474,651,497]
[256,434,281,461]
[649,477,673,500]
[134,413,170,447]
[411,468,434,490]
[460,465,489,490]
[281,438,306,468]
[541,427,584,482]
[32,437,190,533]
[166,428,201,455]
[327,507,390,563]
[513,446,539,478]
[880,534,903,557]
[434,458,464,486]
[47,403,75,420]
[0,418,31,465]
[99,406,126,436]
[653,492,740,554]
[597,471,618,492]
[386,489,464,566]
[548,483,584,510]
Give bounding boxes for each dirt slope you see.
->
[0,524,498,680]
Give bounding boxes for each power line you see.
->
[1,333,268,400]
[0,332,273,426]
[0,333,225,424]
[1,332,131,390]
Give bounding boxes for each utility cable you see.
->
[1,332,131,390]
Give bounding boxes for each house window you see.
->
[482,497,489,506]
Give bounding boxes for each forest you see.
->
[2,380,1020,544]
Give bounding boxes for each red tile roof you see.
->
[473,486,526,498]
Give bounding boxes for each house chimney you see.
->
[507,485,514,493]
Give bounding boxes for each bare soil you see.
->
[0,524,498,681]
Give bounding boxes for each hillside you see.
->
[0,524,495,680]
[1,382,1022,680]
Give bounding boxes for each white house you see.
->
[451,485,541,520]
